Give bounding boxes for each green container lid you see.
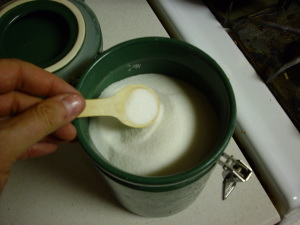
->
[0,0,102,83]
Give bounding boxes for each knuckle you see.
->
[33,103,59,130]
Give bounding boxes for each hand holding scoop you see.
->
[77,84,160,128]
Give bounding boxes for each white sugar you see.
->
[89,74,219,176]
[125,88,158,125]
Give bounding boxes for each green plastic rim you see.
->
[0,0,85,72]
[74,37,236,188]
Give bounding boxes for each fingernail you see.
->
[60,94,84,119]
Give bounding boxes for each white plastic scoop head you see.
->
[77,84,160,128]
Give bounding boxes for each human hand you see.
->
[0,59,85,192]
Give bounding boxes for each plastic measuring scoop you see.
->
[77,84,160,128]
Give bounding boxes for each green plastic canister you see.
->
[74,37,236,217]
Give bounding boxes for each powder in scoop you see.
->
[125,88,158,125]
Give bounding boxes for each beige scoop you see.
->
[77,84,160,128]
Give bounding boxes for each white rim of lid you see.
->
[0,0,86,73]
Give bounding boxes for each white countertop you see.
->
[0,0,280,224]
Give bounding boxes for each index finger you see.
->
[0,59,80,96]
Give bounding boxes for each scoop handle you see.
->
[77,98,120,118]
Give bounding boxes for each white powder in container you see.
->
[89,74,219,176]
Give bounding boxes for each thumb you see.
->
[1,93,85,160]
